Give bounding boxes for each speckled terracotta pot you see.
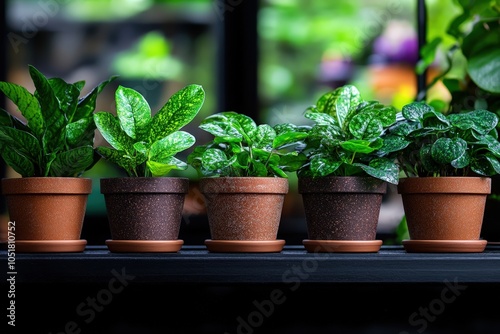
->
[298,176,387,240]
[398,177,491,240]
[1,177,92,251]
[199,177,288,241]
[100,177,189,240]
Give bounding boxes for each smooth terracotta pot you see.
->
[1,177,92,252]
[398,177,491,241]
[299,176,387,240]
[199,177,288,252]
[100,177,189,241]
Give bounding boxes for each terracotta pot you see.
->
[397,177,490,252]
[199,177,288,252]
[481,174,500,241]
[100,177,188,251]
[298,176,387,252]
[1,177,92,252]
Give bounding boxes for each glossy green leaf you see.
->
[0,65,112,176]
[201,148,234,172]
[310,154,342,177]
[253,124,275,149]
[190,110,305,177]
[316,85,361,129]
[75,75,117,120]
[297,85,400,182]
[349,113,383,140]
[0,126,40,163]
[1,148,35,177]
[431,137,467,164]
[115,86,152,141]
[149,131,195,163]
[273,131,308,149]
[199,113,244,142]
[341,139,376,154]
[0,81,44,138]
[147,157,188,177]
[30,65,66,153]
[355,158,399,185]
[66,117,95,147]
[96,146,138,177]
[94,112,135,152]
[150,84,205,141]
[49,146,96,177]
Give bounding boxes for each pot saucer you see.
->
[402,239,487,253]
[106,239,184,253]
[303,239,383,253]
[15,240,87,253]
[204,239,285,253]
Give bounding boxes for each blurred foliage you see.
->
[417,0,500,115]
[258,0,461,125]
[112,31,183,80]
[64,0,210,21]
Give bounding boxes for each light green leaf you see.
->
[115,85,152,141]
[94,112,135,152]
[150,84,205,141]
[149,131,195,162]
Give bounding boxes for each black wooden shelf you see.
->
[6,244,500,284]
[4,244,500,334]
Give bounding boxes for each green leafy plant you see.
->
[296,84,400,184]
[417,0,500,113]
[94,84,204,177]
[0,65,116,177]
[381,101,500,177]
[187,111,308,177]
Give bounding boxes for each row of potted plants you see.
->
[1,66,500,254]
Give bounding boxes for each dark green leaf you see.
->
[355,158,399,185]
[1,148,35,177]
[273,131,308,149]
[30,65,66,153]
[66,117,95,147]
[96,146,138,177]
[75,75,117,120]
[349,112,383,140]
[49,146,96,177]
[0,126,40,162]
[431,137,467,164]
[254,124,275,149]
[0,81,44,138]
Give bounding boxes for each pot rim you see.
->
[397,176,491,194]
[199,176,288,194]
[100,177,189,194]
[298,176,387,194]
[1,177,92,195]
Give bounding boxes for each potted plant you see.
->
[0,65,116,252]
[93,83,205,252]
[416,1,500,242]
[382,101,500,252]
[187,111,307,252]
[295,84,400,253]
